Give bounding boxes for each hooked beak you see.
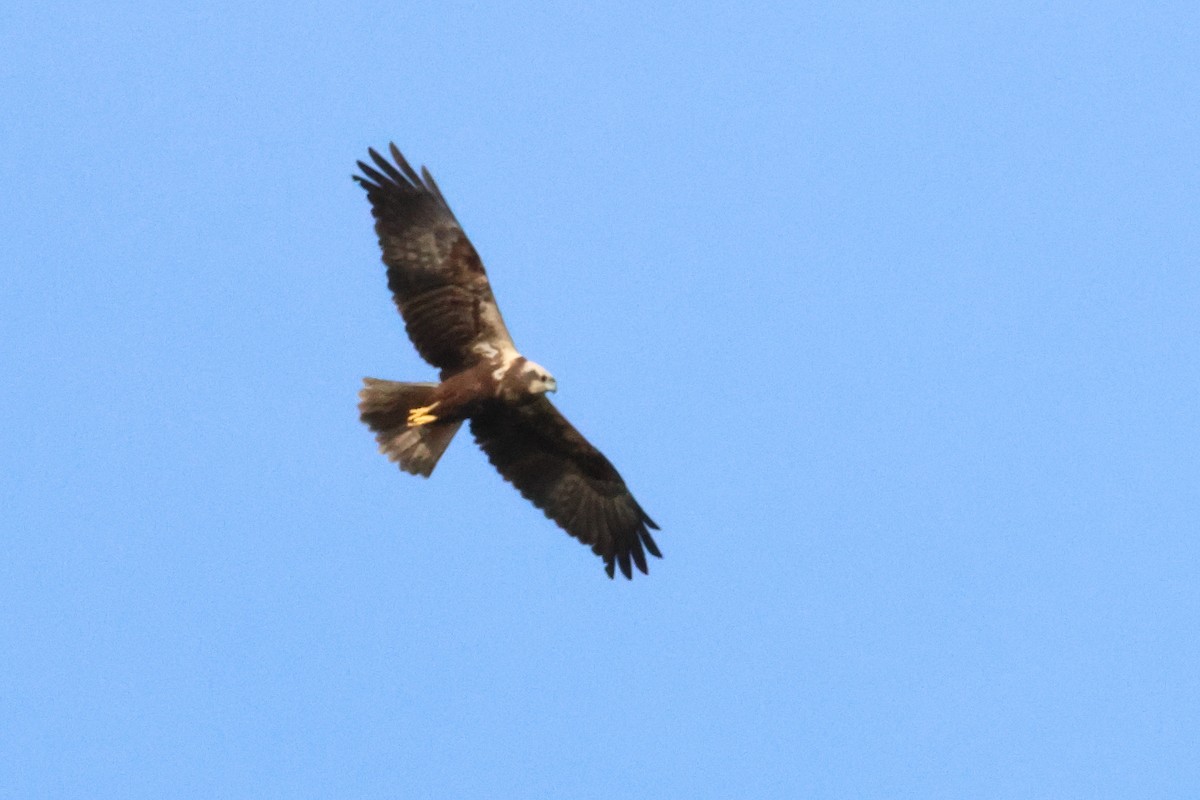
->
[546,377,558,393]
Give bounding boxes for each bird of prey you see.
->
[354,145,661,579]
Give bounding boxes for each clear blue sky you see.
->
[3,2,1197,797]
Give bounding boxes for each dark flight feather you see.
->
[354,146,516,377]
[470,398,661,579]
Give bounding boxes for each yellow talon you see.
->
[407,402,440,427]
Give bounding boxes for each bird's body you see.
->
[354,145,661,579]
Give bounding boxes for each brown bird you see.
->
[354,145,661,579]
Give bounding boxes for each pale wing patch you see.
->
[492,353,521,382]
[399,231,446,275]
[472,342,499,360]
[476,299,519,360]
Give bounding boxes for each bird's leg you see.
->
[407,402,440,427]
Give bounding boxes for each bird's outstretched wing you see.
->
[470,398,661,579]
[354,144,517,375]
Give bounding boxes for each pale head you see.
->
[520,359,558,395]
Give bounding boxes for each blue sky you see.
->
[3,2,1198,797]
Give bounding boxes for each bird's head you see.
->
[521,359,558,395]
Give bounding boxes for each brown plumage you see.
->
[354,144,661,579]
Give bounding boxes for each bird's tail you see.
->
[358,378,463,477]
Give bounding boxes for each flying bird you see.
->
[354,145,661,579]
